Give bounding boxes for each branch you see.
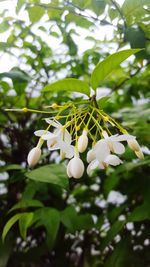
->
[30,3,117,28]
[110,0,127,28]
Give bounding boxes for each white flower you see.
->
[67,156,84,179]
[78,130,88,153]
[34,119,74,159]
[87,139,123,175]
[102,131,136,155]
[27,146,41,167]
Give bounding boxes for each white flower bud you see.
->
[77,130,88,153]
[27,147,41,167]
[127,139,140,152]
[67,156,84,179]
[135,150,144,160]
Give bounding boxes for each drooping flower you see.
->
[27,146,41,167]
[78,130,88,153]
[87,139,123,175]
[102,131,136,155]
[34,119,74,159]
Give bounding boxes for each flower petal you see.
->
[45,118,61,128]
[109,134,136,142]
[67,161,72,178]
[58,140,74,159]
[94,140,110,161]
[42,132,56,140]
[87,159,99,175]
[34,130,47,137]
[104,154,123,166]
[87,149,95,163]
[47,138,59,150]
[112,141,125,154]
[62,129,72,144]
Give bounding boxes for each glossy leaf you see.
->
[2,214,25,241]
[91,49,142,90]
[19,212,34,240]
[9,199,44,213]
[25,164,69,190]
[42,78,90,96]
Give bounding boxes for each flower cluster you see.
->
[27,103,144,179]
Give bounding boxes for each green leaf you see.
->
[19,212,34,240]
[2,213,25,241]
[97,96,110,108]
[90,0,106,16]
[122,0,150,25]
[34,208,60,249]
[128,203,150,222]
[125,27,148,59]
[0,69,31,82]
[0,42,11,50]
[47,8,63,20]
[65,13,93,28]
[90,49,142,90]
[0,21,9,33]
[42,78,90,96]
[44,209,60,249]
[9,199,44,213]
[25,164,69,190]
[0,81,10,92]
[28,6,45,23]
[104,239,130,267]
[61,206,93,233]
[0,164,23,173]
[16,0,24,13]
[101,220,126,250]
[0,239,12,267]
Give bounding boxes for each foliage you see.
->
[0,0,150,267]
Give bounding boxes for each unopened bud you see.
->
[67,156,84,179]
[128,139,140,152]
[77,130,88,153]
[27,147,41,167]
[135,150,144,160]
